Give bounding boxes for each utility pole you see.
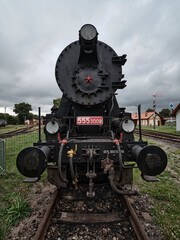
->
[4,107,6,121]
[153,93,163,129]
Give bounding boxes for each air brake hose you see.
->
[109,167,136,195]
[67,145,77,181]
[115,142,123,181]
[69,156,75,180]
[58,143,68,183]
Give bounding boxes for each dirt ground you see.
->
[8,182,56,240]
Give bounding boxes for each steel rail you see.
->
[34,189,149,240]
[134,129,180,144]
[33,190,59,240]
[0,125,36,138]
[123,195,149,240]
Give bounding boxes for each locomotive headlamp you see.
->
[46,119,59,134]
[80,24,98,41]
[122,118,135,133]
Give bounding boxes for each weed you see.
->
[0,196,31,239]
[6,196,31,225]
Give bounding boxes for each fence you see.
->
[0,138,6,175]
[5,130,45,156]
[0,129,45,174]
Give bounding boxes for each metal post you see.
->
[153,94,163,130]
[171,108,173,129]
[5,107,6,121]
[138,105,142,141]
[38,107,42,143]
[0,139,6,175]
[153,94,156,130]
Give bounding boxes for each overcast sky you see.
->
[0,0,179,116]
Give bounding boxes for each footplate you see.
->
[141,174,159,182]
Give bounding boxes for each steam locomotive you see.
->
[17,24,167,197]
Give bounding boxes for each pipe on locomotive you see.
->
[115,142,123,181]
[108,167,136,195]
[58,143,68,183]
[67,145,77,182]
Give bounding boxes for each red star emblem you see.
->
[85,75,92,83]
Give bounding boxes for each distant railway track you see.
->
[34,186,148,240]
[0,125,36,139]
[134,129,180,144]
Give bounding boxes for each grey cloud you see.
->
[0,0,179,116]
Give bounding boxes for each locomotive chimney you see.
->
[78,24,99,65]
[79,24,98,47]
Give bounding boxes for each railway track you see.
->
[134,129,180,144]
[0,125,36,138]
[34,185,149,240]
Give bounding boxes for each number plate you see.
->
[77,116,103,125]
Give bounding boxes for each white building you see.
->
[171,103,180,132]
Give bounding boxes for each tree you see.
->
[0,113,19,124]
[29,113,34,120]
[53,98,61,108]
[0,113,6,119]
[145,108,153,112]
[159,108,171,118]
[13,102,32,124]
[7,115,19,124]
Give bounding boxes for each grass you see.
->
[136,125,180,135]
[134,137,180,240]
[0,129,46,240]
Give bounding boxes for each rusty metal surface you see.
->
[33,190,59,240]
[123,195,149,240]
[53,212,128,224]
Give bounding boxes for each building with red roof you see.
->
[132,112,165,126]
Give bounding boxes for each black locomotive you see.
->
[17,24,167,197]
